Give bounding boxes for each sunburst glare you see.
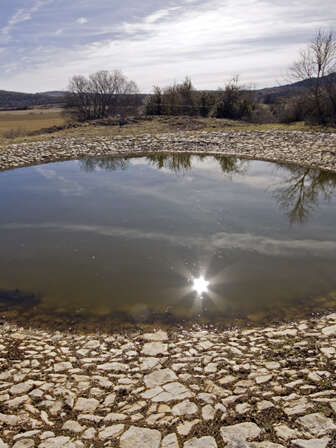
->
[192,276,209,296]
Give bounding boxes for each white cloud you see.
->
[144,7,180,24]
[76,17,88,25]
[1,0,54,36]
[0,0,335,92]
[1,9,32,35]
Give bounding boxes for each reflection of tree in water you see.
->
[80,153,247,177]
[274,166,336,224]
[80,157,129,172]
[213,155,247,176]
[146,153,195,174]
[146,153,246,176]
[79,154,336,224]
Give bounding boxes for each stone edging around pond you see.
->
[0,129,336,173]
[0,313,336,447]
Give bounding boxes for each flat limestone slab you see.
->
[120,426,161,448]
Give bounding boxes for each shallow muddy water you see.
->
[1,153,336,330]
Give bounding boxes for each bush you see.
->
[249,104,277,124]
[210,79,255,120]
[145,77,200,116]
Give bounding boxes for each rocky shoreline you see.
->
[0,130,336,174]
[0,314,336,447]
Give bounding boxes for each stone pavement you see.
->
[0,313,336,447]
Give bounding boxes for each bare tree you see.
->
[290,29,336,124]
[66,75,91,121]
[66,70,139,121]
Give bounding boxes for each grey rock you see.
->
[322,325,336,336]
[13,441,34,448]
[82,428,96,440]
[98,424,125,440]
[143,330,168,341]
[38,437,71,448]
[274,424,300,440]
[219,375,237,385]
[202,404,215,420]
[142,342,168,356]
[172,400,198,416]
[162,433,179,448]
[291,438,331,448]
[220,422,261,442]
[184,436,217,447]
[0,413,20,426]
[296,412,336,436]
[144,368,177,388]
[62,420,85,433]
[103,413,128,422]
[39,433,55,441]
[177,420,200,436]
[140,357,161,371]
[250,443,284,448]
[13,431,41,441]
[257,400,274,411]
[255,374,273,384]
[120,426,161,448]
[7,395,29,408]
[53,362,72,373]
[141,386,163,400]
[152,382,193,402]
[10,381,34,395]
[103,392,116,406]
[74,397,99,413]
[97,362,128,372]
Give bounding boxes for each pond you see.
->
[1,153,336,331]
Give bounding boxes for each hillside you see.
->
[0,90,65,110]
[254,72,336,103]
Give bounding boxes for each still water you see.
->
[1,153,336,329]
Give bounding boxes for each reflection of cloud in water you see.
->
[35,167,84,196]
[232,173,284,189]
[3,223,336,258]
[210,232,336,256]
[105,182,187,206]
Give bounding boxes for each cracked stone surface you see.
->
[0,313,336,447]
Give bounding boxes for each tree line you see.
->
[66,29,336,126]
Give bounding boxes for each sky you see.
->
[0,0,335,93]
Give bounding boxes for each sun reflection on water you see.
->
[192,276,210,297]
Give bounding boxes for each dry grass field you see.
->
[0,108,65,139]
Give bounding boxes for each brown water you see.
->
[1,153,336,330]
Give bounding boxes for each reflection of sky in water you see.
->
[0,154,336,322]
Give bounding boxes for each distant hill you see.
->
[39,91,66,98]
[254,72,336,103]
[0,90,65,110]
